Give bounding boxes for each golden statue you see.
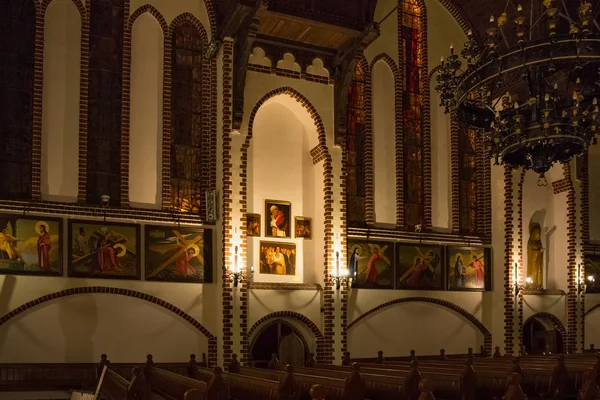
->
[527,223,545,288]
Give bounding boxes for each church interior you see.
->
[1,0,600,398]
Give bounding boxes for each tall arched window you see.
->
[459,124,479,234]
[0,0,36,200]
[346,63,367,225]
[400,0,424,229]
[86,0,124,205]
[170,22,203,213]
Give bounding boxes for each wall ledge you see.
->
[522,289,566,296]
[248,282,322,291]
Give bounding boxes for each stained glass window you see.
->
[171,22,203,214]
[0,0,35,200]
[86,0,124,205]
[459,125,479,234]
[346,63,366,225]
[401,0,424,230]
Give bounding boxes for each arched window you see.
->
[0,0,36,200]
[170,22,203,214]
[459,124,480,234]
[400,0,424,229]
[346,63,367,225]
[86,0,124,205]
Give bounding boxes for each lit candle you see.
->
[336,251,340,277]
[490,15,495,24]
[467,29,473,37]
[517,4,523,12]
[234,246,238,273]
[440,55,444,63]
[450,43,454,54]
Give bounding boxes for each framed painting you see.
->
[68,220,140,280]
[259,241,296,275]
[348,238,394,289]
[584,254,600,294]
[246,214,261,237]
[294,217,312,239]
[396,244,444,290]
[0,214,62,276]
[447,246,491,291]
[146,225,213,283]
[265,200,291,238]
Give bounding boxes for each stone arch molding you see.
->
[346,297,492,353]
[0,286,217,341]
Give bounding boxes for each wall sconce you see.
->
[226,246,253,287]
[331,252,350,290]
[514,263,526,296]
[101,195,110,222]
[576,264,594,294]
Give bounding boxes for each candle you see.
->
[450,43,454,54]
[490,15,495,24]
[336,252,340,277]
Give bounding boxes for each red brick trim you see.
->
[450,112,459,233]
[119,6,168,207]
[358,57,373,226]
[369,54,400,228]
[580,154,589,350]
[0,286,217,366]
[221,38,234,366]
[199,0,217,40]
[77,0,91,204]
[564,163,577,353]
[247,311,323,339]
[346,297,492,354]
[503,165,515,355]
[32,2,46,201]
[552,178,571,195]
[240,87,335,364]
[434,0,475,37]
[517,169,526,351]
[524,312,567,340]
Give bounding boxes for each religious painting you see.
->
[396,244,444,290]
[246,214,261,237]
[294,217,312,239]
[0,214,62,276]
[583,254,600,294]
[447,246,491,291]
[348,238,394,289]
[68,220,140,280]
[259,241,296,275]
[264,200,291,238]
[145,225,213,283]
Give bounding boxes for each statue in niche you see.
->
[528,222,545,288]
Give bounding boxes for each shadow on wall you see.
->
[59,294,98,363]
[0,276,17,353]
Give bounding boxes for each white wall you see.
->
[585,307,600,348]
[0,294,207,363]
[41,0,81,202]
[348,300,483,357]
[372,61,396,225]
[129,13,164,208]
[521,170,550,283]
[249,289,322,334]
[523,295,566,324]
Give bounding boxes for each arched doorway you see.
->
[250,320,308,368]
[523,316,564,355]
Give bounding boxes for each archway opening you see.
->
[250,320,308,368]
[523,317,564,355]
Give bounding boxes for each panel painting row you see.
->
[0,214,212,283]
[348,238,491,291]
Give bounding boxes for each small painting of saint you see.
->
[294,217,311,239]
[246,214,261,237]
[265,200,291,238]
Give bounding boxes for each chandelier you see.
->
[435,0,600,181]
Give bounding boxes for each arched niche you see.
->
[129,11,165,208]
[247,94,325,284]
[250,319,309,368]
[41,0,82,202]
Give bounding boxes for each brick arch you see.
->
[347,297,492,354]
[585,303,600,317]
[239,87,335,364]
[432,0,474,38]
[128,4,168,32]
[369,53,402,227]
[41,0,86,19]
[0,286,218,365]
[169,12,208,46]
[247,312,325,364]
[524,312,567,339]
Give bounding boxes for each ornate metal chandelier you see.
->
[435,0,600,180]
